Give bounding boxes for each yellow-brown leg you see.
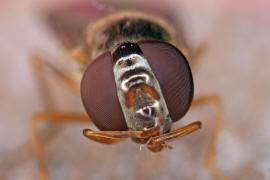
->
[192,95,228,180]
[181,42,208,68]
[83,129,144,144]
[32,113,90,180]
[31,55,80,96]
[31,55,88,180]
[146,121,202,152]
[147,95,227,179]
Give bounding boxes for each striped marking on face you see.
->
[112,42,172,132]
[121,73,150,92]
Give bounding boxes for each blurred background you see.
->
[0,0,270,179]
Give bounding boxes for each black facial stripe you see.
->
[120,68,151,81]
[112,42,143,64]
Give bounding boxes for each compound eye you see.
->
[138,40,194,122]
[80,52,127,131]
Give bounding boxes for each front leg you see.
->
[83,129,144,144]
[31,55,90,180]
[192,95,228,180]
[31,113,90,180]
[146,121,202,152]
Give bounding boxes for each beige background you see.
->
[0,0,270,179]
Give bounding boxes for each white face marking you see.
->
[137,107,152,118]
[152,101,159,108]
[143,127,149,131]
[136,101,160,118]
[120,73,150,92]
[113,54,151,82]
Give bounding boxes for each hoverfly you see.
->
[80,11,201,152]
[31,2,225,180]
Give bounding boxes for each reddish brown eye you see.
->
[138,40,194,122]
[80,52,127,131]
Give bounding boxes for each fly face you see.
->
[79,10,199,151]
[112,42,172,133]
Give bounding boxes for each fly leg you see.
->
[32,113,90,180]
[83,129,144,144]
[31,55,90,180]
[181,42,208,69]
[146,95,227,180]
[31,55,80,96]
[192,95,228,180]
[146,121,202,152]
